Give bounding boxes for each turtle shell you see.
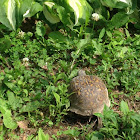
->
[69,74,110,116]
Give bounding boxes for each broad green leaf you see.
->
[71,51,79,59]
[0,38,11,53]
[91,135,98,140]
[116,47,128,58]
[55,73,67,83]
[76,39,90,48]
[91,134,101,140]
[0,0,16,30]
[0,98,7,114]
[92,40,103,55]
[3,112,17,129]
[63,129,80,136]
[7,91,22,110]
[0,0,33,30]
[70,39,89,59]
[43,2,60,24]
[108,12,129,30]
[98,28,106,41]
[16,0,33,27]
[100,0,132,9]
[23,2,43,18]
[53,93,60,104]
[5,0,16,30]
[49,31,68,43]
[89,58,96,65]
[3,78,17,92]
[106,31,112,39]
[94,113,103,118]
[43,0,92,27]
[120,100,130,115]
[130,113,140,122]
[38,128,49,140]
[0,98,18,129]
[20,101,41,112]
[69,69,79,79]
[65,0,93,26]
[37,59,46,67]
[56,5,72,27]
[36,21,46,37]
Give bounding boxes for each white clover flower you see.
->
[23,57,29,62]
[18,31,25,38]
[92,13,100,21]
[45,62,48,65]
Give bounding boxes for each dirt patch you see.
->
[111,90,140,113]
[4,113,98,140]
[20,18,36,33]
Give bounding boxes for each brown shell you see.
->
[69,75,110,116]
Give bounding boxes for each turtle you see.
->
[69,70,110,127]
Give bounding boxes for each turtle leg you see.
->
[88,116,92,122]
[97,117,102,129]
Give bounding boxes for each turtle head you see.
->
[78,70,86,76]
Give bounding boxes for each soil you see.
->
[112,90,140,113]
[9,114,98,140]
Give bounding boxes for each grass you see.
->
[0,20,140,139]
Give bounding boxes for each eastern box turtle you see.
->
[69,70,110,117]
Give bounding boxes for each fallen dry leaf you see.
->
[17,120,29,130]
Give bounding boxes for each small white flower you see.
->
[92,13,100,21]
[18,31,25,38]
[45,62,48,65]
[23,58,29,62]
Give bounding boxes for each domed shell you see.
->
[69,70,110,116]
